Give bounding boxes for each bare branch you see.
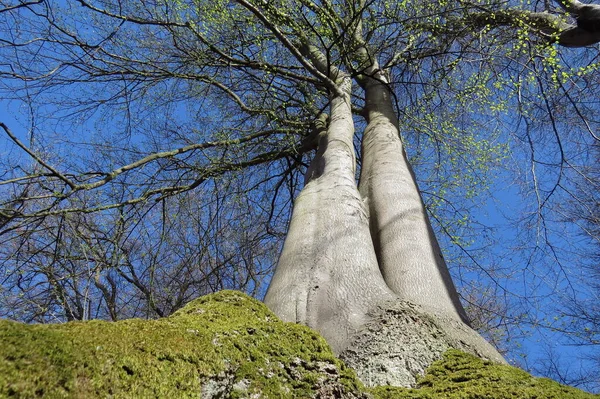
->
[0,123,76,189]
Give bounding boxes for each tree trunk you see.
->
[358,70,469,324]
[264,78,395,353]
[265,67,505,389]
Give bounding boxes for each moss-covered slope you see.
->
[1,290,598,398]
[0,290,365,398]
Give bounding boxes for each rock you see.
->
[369,349,599,399]
[0,290,597,398]
[0,290,367,398]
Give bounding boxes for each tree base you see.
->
[339,300,506,388]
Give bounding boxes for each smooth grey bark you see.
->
[464,1,600,48]
[263,77,396,352]
[265,45,505,387]
[557,0,600,47]
[358,69,470,324]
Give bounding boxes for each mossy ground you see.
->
[1,290,598,398]
[370,350,599,399]
[0,290,362,398]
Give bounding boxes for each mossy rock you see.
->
[0,290,365,398]
[370,350,599,399]
[1,290,598,398]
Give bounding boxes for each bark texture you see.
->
[264,77,396,352]
[265,55,505,387]
[338,300,506,387]
[358,71,470,324]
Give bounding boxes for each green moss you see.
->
[369,350,599,399]
[0,290,363,398]
[1,291,598,398]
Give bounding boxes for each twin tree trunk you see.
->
[264,65,504,387]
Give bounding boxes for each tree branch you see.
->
[0,123,75,189]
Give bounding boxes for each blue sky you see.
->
[0,0,598,391]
